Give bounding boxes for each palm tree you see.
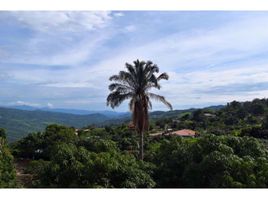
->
[107,59,172,160]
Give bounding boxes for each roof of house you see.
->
[128,122,135,129]
[204,113,216,117]
[171,129,196,137]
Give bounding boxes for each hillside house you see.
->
[128,122,135,130]
[204,113,216,117]
[164,129,197,137]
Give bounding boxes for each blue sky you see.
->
[1,11,268,111]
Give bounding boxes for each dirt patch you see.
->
[15,159,33,188]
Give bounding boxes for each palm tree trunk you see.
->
[139,130,144,160]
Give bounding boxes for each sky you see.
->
[1,11,268,111]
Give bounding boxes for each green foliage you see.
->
[0,107,109,142]
[13,124,155,188]
[154,98,268,140]
[30,143,155,188]
[0,128,6,139]
[8,98,268,188]
[149,135,268,188]
[12,124,77,160]
[0,130,17,187]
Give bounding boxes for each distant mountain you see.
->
[9,105,38,111]
[6,105,127,118]
[0,104,224,142]
[149,105,224,119]
[205,105,225,110]
[150,109,196,119]
[0,107,111,142]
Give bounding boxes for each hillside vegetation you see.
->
[0,106,206,142]
[0,107,110,142]
[0,129,17,187]
[2,98,268,188]
[155,98,268,139]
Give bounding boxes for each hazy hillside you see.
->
[0,104,224,142]
[7,105,127,117]
[0,107,110,142]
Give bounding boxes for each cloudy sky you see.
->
[1,11,268,111]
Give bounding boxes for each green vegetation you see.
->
[0,129,17,188]
[148,135,268,187]
[0,105,198,143]
[154,98,268,139]
[12,124,155,188]
[0,107,110,142]
[9,119,268,188]
[107,59,172,159]
[3,97,268,188]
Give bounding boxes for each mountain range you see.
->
[0,104,224,142]
[6,105,127,117]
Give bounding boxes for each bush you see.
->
[31,143,155,188]
[13,124,77,160]
[150,135,268,188]
[0,130,17,188]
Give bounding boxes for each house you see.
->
[172,119,181,123]
[150,129,197,138]
[167,129,197,137]
[204,113,216,117]
[128,122,135,130]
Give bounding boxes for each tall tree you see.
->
[107,60,172,160]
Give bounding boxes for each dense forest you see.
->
[1,98,268,188]
[0,106,199,142]
[0,107,112,142]
[0,128,17,187]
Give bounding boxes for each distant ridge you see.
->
[0,104,224,142]
[0,107,111,142]
[6,105,127,117]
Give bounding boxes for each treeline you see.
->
[2,98,268,188]
[153,98,268,139]
[0,129,17,187]
[12,125,154,188]
[0,107,111,142]
[10,125,268,187]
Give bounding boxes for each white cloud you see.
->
[113,12,124,17]
[158,63,268,109]
[3,12,268,110]
[29,33,109,65]
[47,102,53,108]
[15,100,40,107]
[43,81,99,89]
[12,11,112,33]
[124,25,136,32]
[1,11,115,66]
[78,13,268,86]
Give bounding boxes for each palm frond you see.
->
[147,92,173,110]
[125,63,136,77]
[106,92,133,108]
[108,83,133,92]
[148,74,159,88]
[157,72,169,81]
[109,75,120,81]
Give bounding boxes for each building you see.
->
[128,122,135,130]
[204,113,216,117]
[164,129,197,137]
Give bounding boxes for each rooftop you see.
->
[170,129,196,137]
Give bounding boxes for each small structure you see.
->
[172,119,180,123]
[165,129,197,137]
[204,113,216,117]
[128,122,135,130]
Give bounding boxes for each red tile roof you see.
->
[171,129,196,137]
[128,122,135,129]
